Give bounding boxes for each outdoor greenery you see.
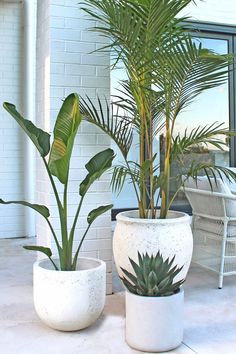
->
[1,93,114,271]
[120,251,184,297]
[80,0,236,219]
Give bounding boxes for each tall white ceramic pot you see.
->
[33,257,106,331]
[113,210,193,281]
[126,289,184,352]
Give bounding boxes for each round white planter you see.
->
[126,289,184,352]
[33,257,106,331]
[113,210,193,281]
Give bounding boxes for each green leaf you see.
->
[120,266,137,284]
[3,102,50,157]
[120,276,137,293]
[0,199,50,218]
[129,257,145,282]
[23,245,52,258]
[87,204,113,225]
[121,251,184,296]
[80,148,115,196]
[80,96,133,159]
[48,93,82,184]
[147,270,158,289]
[171,123,230,161]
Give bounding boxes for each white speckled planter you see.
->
[126,289,184,352]
[113,210,193,281]
[33,257,106,331]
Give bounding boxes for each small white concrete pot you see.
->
[125,289,184,352]
[113,210,193,281]
[33,257,106,331]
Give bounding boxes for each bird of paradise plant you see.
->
[0,94,115,270]
[79,0,236,219]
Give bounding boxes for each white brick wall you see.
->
[35,0,52,249]
[0,1,25,238]
[36,0,112,293]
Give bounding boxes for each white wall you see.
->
[36,0,113,293]
[0,1,26,238]
[36,0,51,249]
[183,0,236,25]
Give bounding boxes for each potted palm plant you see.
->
[120,251,185,352]
[79,0,236,280]
[0,93,115,331]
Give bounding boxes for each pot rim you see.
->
[116,210,190,224]
[34,256,106,273]
[126,287,184,300]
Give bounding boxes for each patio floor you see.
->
[1,238,236,354]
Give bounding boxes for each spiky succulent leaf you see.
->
[120,251,184,297]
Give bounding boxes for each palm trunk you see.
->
[149,115,155,219]
[160,123,171,219]
[139,124,146,218]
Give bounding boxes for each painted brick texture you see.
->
[36,0,112,293]
[0,1,25,238]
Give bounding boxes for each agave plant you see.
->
[120,252,184,297]
[79,0,236,219]
[0,93,115,271]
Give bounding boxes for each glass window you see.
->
[169,36,230,211]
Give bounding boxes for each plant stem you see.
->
[167,176,188,211]
[124,158,140,204]
[49,257,59,271]
[45,218,62,254]
[148,110,155,219]
[68,195,85,253]
[72,224,91,270]
[42,157,68,269]
[139,98,147,218]
[160,98,171,219]
[63,174,71,268]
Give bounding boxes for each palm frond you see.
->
[186,162,236,186]
[111,165,136,195]
[113,79,166,136]
[171,122,231,161]
[111,158,161,197]
[81,0,195,75]
[156,35,233,122]
[79,96,133,158]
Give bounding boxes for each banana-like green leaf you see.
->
[0,199,50,218]
[3,102,50,157]
[23,245,52,258]
[80,148,115,196]
[48,93,81,184]
[87,204,113,225]
[24,245,59,270]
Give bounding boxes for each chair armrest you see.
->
[181,187,236,201]
[181,187,236,219]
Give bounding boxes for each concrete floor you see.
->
[1,238,236,354]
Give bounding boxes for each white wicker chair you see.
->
[183,174,236,289]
